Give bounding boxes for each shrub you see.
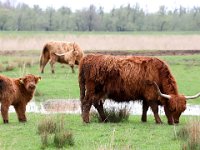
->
[0,63,4,72]
[37,116,74,149]
[178,120,200,150]
[90,106,130,123]
[54,130,74,148]
[105,106,130,123]
[40,132,49,149]
[5,64,15,71]
[38,117,56,135]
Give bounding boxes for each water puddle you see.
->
[7,99,200,116]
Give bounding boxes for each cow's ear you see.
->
[36,76,41,82]
[38,76,42,81]
[73,42,76,48]
[19,78,24,84]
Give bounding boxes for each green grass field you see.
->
[0,113,199,150]
[1,52,200,104]
[0,51,200,149]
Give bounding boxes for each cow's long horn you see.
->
[185,92,200,100]
[153,81,171,99]
[55,53,65,56]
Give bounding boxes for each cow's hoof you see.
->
[3,120,9,124]
[156,121,163,124]
[19,119,27,123]
[168,121,174,125]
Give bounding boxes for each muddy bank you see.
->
[1,49,200,57]
[87,49,200,56]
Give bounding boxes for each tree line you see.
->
[0,0,200,31]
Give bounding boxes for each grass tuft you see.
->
[37,116,74,149]
[5,64,16,71]
[0,63,4,72]
[54,130,74,148]
[37,117,56,135]
[91,106,130,123]
[178,119,200,150]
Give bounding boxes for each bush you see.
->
[90,106,130,123]
[38,117,57,135]
[5,64,16,71]
[0,63,4,72]
[178,120,200,150]
[40,132,49,149]
[37,116,74,149]
[54,130,74,148]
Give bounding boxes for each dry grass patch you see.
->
[90,106,130,123]
[0,63,4,72]
[37,116,74,149]
[178,119,200,150]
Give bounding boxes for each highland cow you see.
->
[52,49,80,73]
[79,54,200,125]
[0,74,41,123]
[40,41,84,74]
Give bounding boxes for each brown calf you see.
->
[0,74,41,123]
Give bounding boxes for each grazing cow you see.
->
[79,54,200,125]
[40,41,84,74]
[0,74,41,123]
[52,49,80,73]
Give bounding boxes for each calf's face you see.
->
[20,74,41,92]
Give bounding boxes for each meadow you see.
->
[0,31,200,149]
[1,50,200,104]
[0,52,200,149]
[0,113,199,150]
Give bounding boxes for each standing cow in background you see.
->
[79,54,200,125]
[0,74,41,123]
[40,41,84,74]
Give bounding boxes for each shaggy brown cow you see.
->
[40,41,84,74]
[79,54,200,125]
[0,74,41,123]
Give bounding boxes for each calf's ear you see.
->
[36,76,42,81]
[19,78,24,84]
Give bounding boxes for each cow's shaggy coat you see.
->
[40,41,84,73]
[0,74,41,123]
[79,54,199,125]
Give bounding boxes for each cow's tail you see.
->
[78,62,86,102]
[40,44,50,73]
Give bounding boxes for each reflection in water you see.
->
[6,99,200,116]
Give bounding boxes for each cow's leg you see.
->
[81,81,96,123]
[149,101,162,124]
[69,64,75,73]
[69,60,75,73]
[93,100,107,122]
[40,57,49,74]
[14,104,27,122]
[1,102,10,123]
[164,106,174,125]
[81,97,92,123]
[141,100,149,122]
[49,59,56,74]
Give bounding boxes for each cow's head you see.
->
[19,74,41,92]
[154,82,200,124]
[167,94,186,124]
